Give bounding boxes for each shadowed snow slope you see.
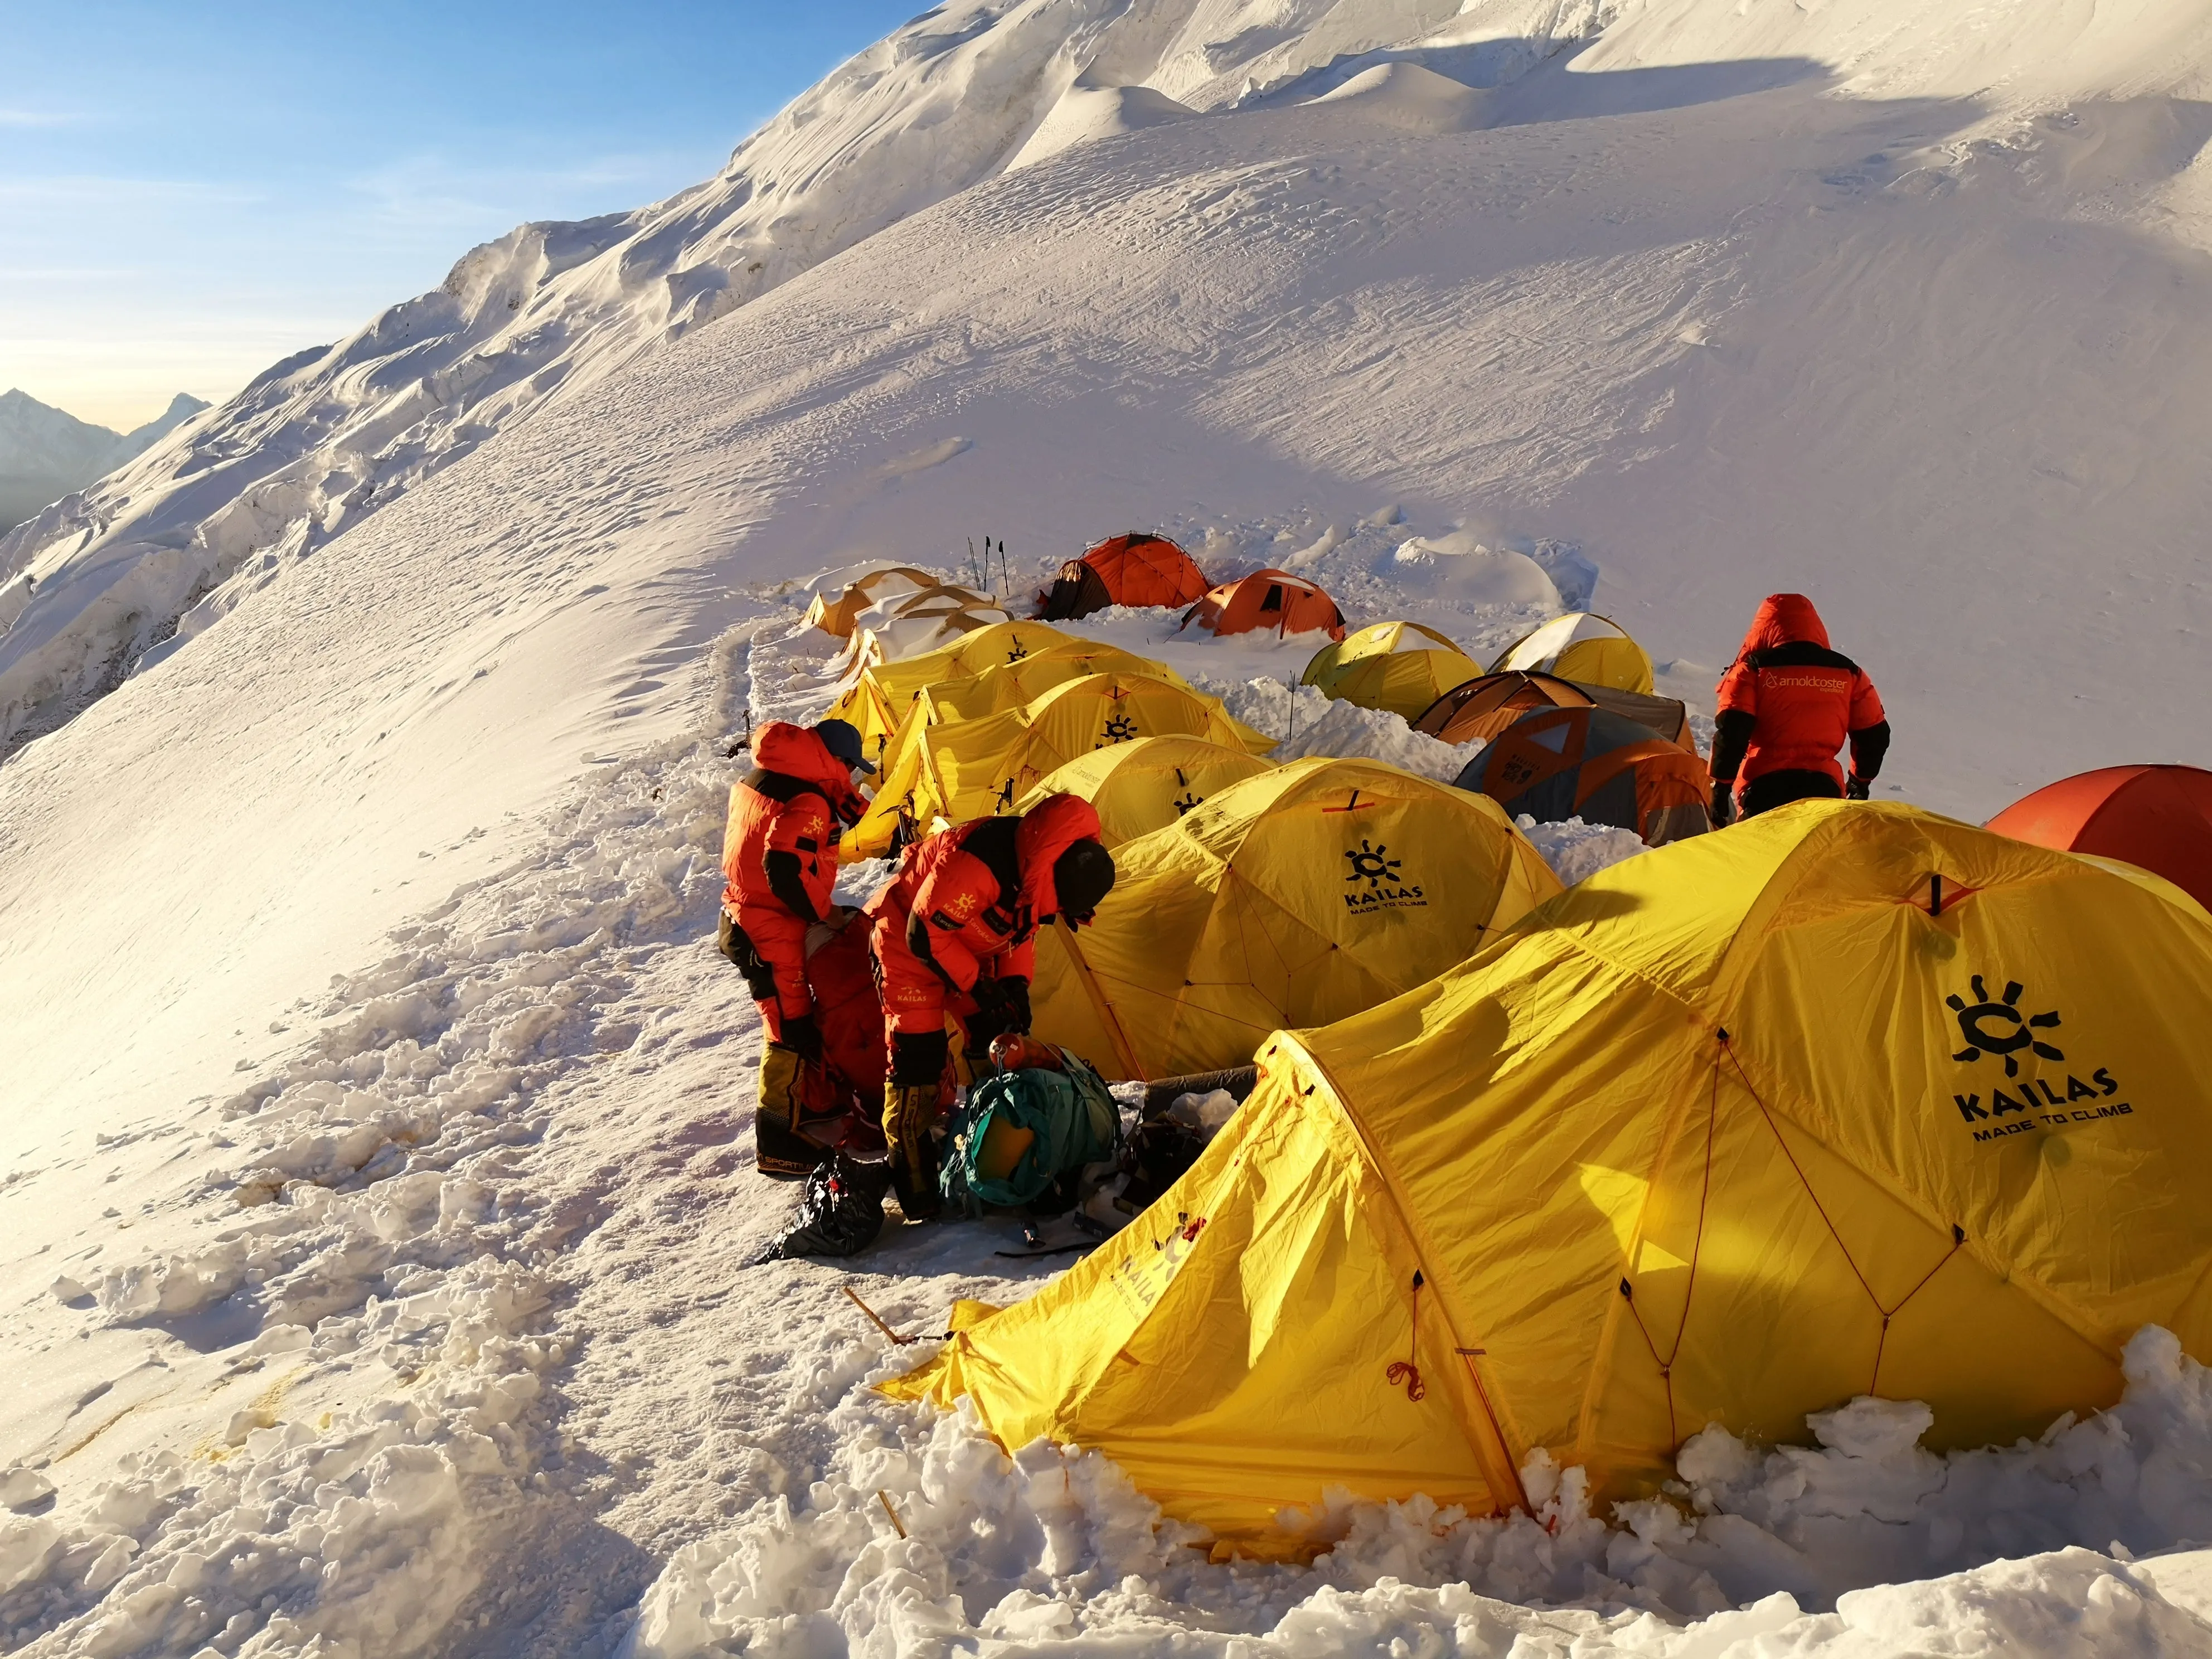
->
[5,0,2212,1654]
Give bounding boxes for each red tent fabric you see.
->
[1179,569,1346,641]
[1986,765,2212,914]
[1039,533,1209,620]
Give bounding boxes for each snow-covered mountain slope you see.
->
[0,392,205,535]
[7,1,2212,1653]
[0,0,1633,755]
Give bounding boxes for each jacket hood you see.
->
[754,721,868,811]
[1737,594,1830,657]
[1015,793,1104,916]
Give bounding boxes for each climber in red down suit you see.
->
[1710,594,1890,823]
[719,719,874,1177]
[865,794,1117,1219]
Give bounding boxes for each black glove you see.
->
[997,977,1032,1035]
[1845,775,1871,802]
[968,976,1032,1035]
[776,1012,822,1064]
[1710,782,1735,828]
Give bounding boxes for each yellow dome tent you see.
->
[847,673,1273,857]
[803,566,940,637]
[1489,612,1654,695]
[824,620,1078,756]
[1025,757,1561,1080]
[866,638,1202,787]
[1016,735,1278,849]
[1302,621,1483,721]
[891,802,2212,1553]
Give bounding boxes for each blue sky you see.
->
[0,1,924,430]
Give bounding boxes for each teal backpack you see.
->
[941,1049,1122,1216]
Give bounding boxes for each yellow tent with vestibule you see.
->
[1489,611,1655,695]
[846,672,1273,857]
[1302,620,1483,721]
[823,619,1078,758]
[1016,735,1278,849]
[889,802,2212,1554]
[1023,756,1562,1081]
[865,637,1202,785]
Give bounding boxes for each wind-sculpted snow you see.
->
[0,0,1626,757]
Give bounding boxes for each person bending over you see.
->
[866,794,1115,1220]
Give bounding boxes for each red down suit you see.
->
[1713,594,1889,799]
[867,795,1103,1036]
[720,723,868,1034]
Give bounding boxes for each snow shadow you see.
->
[1488,42,1833,125]
[1267,37,1829,119]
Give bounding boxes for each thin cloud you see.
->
[343,151,685,227]
[0,109,85,128]
[0,174,258,208]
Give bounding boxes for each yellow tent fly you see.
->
[824,620,1079,758]
[847,672,1273,857]
[1302,621,1483,721]
[1017,735,1278,848]
[1025,756,1561,1080]
[1489,613,1654,695]
[804,566,939,637]
[890,803,2212,1554]
[867,638,1200,785]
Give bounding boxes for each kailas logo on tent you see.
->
[1098,711,1139,745]
[1343,839,1425,911]
[1172,790,1201,815]
[1948,975,2063,1077]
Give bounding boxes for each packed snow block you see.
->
[901,803,2212,1550]
[1381,532,1560,608]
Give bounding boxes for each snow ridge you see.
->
[0,0,1623,758]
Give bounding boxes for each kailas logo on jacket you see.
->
[1343,839,1425,911]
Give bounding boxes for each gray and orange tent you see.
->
[1039,533,1209,620]
[1415,670,1694,750]
[1458,705,1710,846]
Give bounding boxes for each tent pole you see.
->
[1056,916,1149,1081]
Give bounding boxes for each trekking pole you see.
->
[1286,676,1297,744]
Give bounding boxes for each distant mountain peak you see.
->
[0,388,209,535]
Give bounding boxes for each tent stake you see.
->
[843,1283,919,1345]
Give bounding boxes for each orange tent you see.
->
[1414,671,1694,749]
[1180,569,1345,641]
[1459,705,1711,846]
[1039,533,1209,620]
[1987,765,2212,914]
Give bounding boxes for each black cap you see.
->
[815,718,875,774]
[1050,839,1116,923]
